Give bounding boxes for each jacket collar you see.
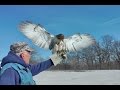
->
[1,51,29,68]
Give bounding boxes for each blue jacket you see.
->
[0,51,54,85]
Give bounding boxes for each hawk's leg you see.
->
[61,54,66,59]
[57,50,67,60]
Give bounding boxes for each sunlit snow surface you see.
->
[33,70,120,85]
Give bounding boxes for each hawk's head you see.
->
[56,34,64,41]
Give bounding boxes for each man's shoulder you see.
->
[1,67,19,75]
[0,63,20,77]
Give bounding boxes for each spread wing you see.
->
[18,21,54,49]
[64,33,96,52]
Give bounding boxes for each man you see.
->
[0,42,63,85]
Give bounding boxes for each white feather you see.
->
[19,21,54,49]
[64,33,95,52]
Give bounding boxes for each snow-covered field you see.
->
[33,70,120,85]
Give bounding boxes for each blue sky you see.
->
[0,5,120,60]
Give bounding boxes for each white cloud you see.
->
[102,17,120,25]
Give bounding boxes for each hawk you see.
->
[18,21,96,59]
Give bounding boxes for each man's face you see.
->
[20,50,32,64]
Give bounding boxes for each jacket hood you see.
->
[1,51,28,67]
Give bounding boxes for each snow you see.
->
[33,70,120,85]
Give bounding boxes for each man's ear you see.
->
[20,53,24,58]
[20,54,22,58]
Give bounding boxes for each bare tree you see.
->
[101,35,115,69]
[112,40,120,69]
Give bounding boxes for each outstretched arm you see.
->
[29,53,63,76]
[29,59,54,76]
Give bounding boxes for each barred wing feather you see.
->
[19,21,54,49]
[64,33,95,52]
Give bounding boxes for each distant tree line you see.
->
[30,35,120,70]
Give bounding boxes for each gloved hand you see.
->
[50,53,63,66]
